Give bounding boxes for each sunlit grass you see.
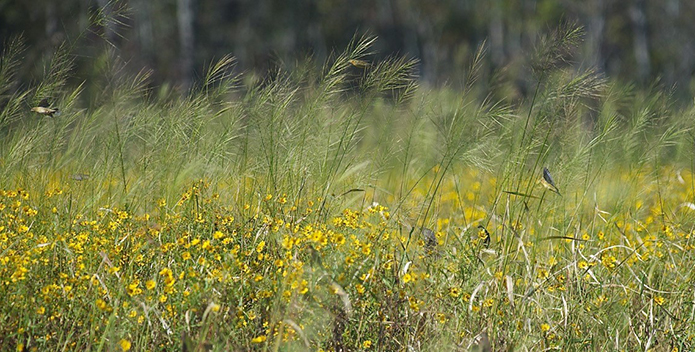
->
[2,166,695,351]
[1,28,695,351]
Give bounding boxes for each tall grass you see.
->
[1,21,695,351]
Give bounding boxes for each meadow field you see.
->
[2,29,695,351]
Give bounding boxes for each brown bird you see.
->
[422,227,437,250]
[471,331,491,352]
[31,98,60,117]
[348,59,371,69]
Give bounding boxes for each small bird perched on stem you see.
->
[477,225,491,248]
[31,98,60,117]
[541,167,561,195]
[348,59,371,69]
[422,227,437,250]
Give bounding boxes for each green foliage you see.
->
[1,26,695,351]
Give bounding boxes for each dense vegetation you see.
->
[4,0,695,98]
[1,27,695,351]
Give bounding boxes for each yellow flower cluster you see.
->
[1,166,694,350]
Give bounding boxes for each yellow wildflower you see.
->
[119,339,131,351]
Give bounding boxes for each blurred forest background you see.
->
[1,0,694,100]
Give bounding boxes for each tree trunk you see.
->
[178,0,195,93]
[489,0,505,67]
[133,0,154,63]
[629,0,650,82]
[584,0,606,73]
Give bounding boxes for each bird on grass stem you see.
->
[31,98,60,117]
[541,167,561,196]
[348,59,371,69]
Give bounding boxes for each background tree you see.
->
[1,0,694,99]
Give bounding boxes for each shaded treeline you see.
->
[1,0,694,99]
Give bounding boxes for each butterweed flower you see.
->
[127,280,142,297]
[653,295,665,306]
[96,298,110,311]
[402,273,413,284]
[119,339,131,351]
